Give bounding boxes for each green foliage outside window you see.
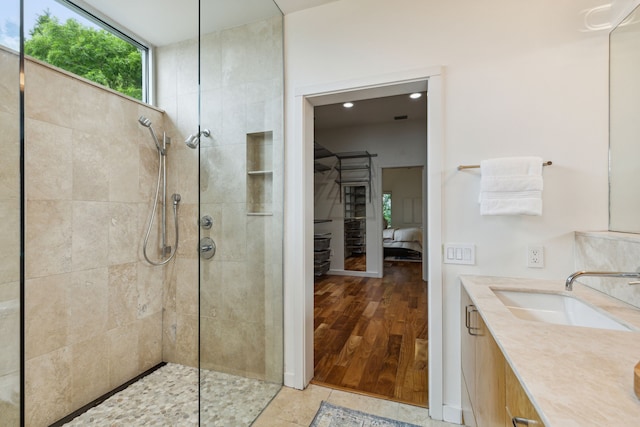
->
[24,11,143,100]
[382,193,392,228]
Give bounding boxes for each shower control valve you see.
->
[200,215,213,230]
[199,237,216,260]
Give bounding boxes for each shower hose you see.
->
[143,148,180,266]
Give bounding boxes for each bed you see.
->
[383,227,423,260]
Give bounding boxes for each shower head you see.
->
[185,134,199,149]
[138,116,152,128]
[184,129,211,149]
[138,116,164,154]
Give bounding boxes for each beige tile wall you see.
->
[0,46,21,424]
[157,16,284,383]
[24,58,167,427]
[13,14,284,426]
[575,231,640,308]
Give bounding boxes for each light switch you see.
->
[447,247,454,259]
[444,243,475,265]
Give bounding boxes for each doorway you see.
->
[285,68,444,419]
[311,92,428,406]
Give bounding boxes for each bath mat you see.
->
[309,401,420,427]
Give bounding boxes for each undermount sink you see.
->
[492,289,631,331]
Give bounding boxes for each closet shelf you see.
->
[314,163,332,173]
[314,142,335,159]
[335,151,377,160]
[335,179,370,185]
[334,151,377,202]
[335,164,369,171]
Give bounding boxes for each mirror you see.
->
[344,185,366,271]
[610,6,640,232]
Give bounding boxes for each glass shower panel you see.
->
[0,0,22,424]
[198,1,284,424]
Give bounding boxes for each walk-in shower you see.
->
[139,116,181,266]
[6,0,284,425]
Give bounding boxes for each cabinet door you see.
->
[505,363,545,427]
[461,286,477,426]
[475,313,506,427]
[462,375,477,427]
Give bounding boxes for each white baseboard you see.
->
[442,405,462,424]
[283,372,303,390]
[327,269,380,278]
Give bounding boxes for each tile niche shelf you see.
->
[247,131,273,216]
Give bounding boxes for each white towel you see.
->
[480,157,543,216]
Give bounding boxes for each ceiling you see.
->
[79,0,340,46]
[314,93,427,130]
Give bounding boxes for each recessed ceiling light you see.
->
[409,93,422,99]
[343,102,354,108]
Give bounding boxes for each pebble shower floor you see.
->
[62,363,282,426]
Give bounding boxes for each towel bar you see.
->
[457,161,552,171]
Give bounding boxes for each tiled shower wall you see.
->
[157,16,284,382]
[575,231,640,309]
[24,58,168,426]
[0,47,21,425]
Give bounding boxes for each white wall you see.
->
[284,0,609,417]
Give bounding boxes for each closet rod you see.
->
[457,160,552,171]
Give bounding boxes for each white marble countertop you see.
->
[460,275,640,427]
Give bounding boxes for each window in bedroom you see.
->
[22,0,149,102]
[382,192,392,228]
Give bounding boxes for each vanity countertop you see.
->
[460,275,640,427]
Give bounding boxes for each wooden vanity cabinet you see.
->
[461,288,477,426]
[461,285,544,427]
[505,362,545,427]
[461,286,505,427]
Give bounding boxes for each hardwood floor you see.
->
[313,261,428,407]
[344,254,366,271]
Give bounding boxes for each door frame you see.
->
[283,67,444,419]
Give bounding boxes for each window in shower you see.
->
[20,0,150,101]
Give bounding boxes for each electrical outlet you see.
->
[527,246,544,268]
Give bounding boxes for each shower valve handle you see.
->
[200,215,213,229]
[199,237,216,259]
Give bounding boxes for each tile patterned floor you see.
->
[63,363,281,426]
[253,384,460,427]
[62,363,459,427]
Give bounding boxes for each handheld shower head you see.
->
[138,116,164,154]
[138,116,152,128]
[184,129,211,149]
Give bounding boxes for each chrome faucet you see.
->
[565,271,640,291]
